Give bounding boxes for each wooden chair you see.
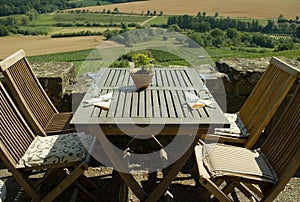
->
[202,57,300,148]
[0,81,96,201]
[195,84,300,201]
[0,49,75,136]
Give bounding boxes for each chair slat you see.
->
[0,83,35,166]
[261,85,300,176]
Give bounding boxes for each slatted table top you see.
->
[71,68,229,135]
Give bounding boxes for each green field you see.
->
[21,12,149,35]
[146,16,168,25]
[70,0,112,7]
[27,46,300,75]
[53,13,149,24]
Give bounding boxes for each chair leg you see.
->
[78,175,98,190]
[199,177,232,202]
[222,181,237,195]
[74,182,96,202]
[41,163,88,202]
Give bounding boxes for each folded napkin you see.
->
[185,92,215,109]
[93,99,111,110]
[83,92,113,110]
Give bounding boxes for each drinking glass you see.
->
[87,72,102,97]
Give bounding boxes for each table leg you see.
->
[96,133,148,200]
[145,134,200,202]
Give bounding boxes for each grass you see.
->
[53,13,149,23]
[22,12,148,35]
[206,46,300,61]
[27,49,95,74]
[70,0,112,7]
[26,45,300,76]
[146,16,168,25]
[32,14,55,26]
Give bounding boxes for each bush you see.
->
[51,31,101,38]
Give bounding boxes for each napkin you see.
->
[93,99,111,110]
[185,92,215,109]
[83,92,113,109]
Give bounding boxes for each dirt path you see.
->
[140,16,158,26]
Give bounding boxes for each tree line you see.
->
[167,13,300,36]
[164,13,300,51]
[0,0,142,16]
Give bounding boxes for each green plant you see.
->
[131,53,154,72]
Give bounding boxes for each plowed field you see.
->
[74,0,300,18]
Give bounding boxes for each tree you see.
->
[226,28,238,39]
[26,9,38,21]
[278,14,285,23]
[121,22,128,31]
[296,26,300,38]
[175,35,186,44]
[194,21,211,33]
[0,26,9,36]
[113,7,119,14]
[262,20,277,34]
[275,38,293,51]
[168,24,181,32]
[210,28,224,37]
[21,16,30,26]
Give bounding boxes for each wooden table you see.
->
[71,67,229,201]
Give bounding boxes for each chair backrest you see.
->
[240,57,300,148]
[0,49,58,136]
[260,85,300,201]
[0,81,35,168]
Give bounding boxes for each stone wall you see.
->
[215,57,300,113]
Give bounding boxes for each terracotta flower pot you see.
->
[130,68,154,92]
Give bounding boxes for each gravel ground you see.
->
[0,161,299,202]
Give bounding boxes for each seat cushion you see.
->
[202,143,278,184]
[17,132,94,168]
[214,113,249,138]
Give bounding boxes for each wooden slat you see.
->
[131,90,139,117]
[0,49,25,71]
[152,89,161,118]
[0,82,35,166]
[138,90,146,117]
[170,70,181,87]
[145,90,153,117]
[241,56,300,148]
[158,90,168,117]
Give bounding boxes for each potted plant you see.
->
[130,53,155,91]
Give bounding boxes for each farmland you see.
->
[1,0,300,63]
[73,0,300,19]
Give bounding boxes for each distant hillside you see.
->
[0,0,144,16]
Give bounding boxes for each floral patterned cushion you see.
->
[214,113,249,138]
[17,133,94,168]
